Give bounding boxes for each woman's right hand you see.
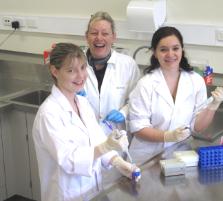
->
[208,87,223,110]
[111,156,141,182]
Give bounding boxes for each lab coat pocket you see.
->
[64,176,96,200]
[62,175,81,199]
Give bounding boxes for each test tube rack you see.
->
[199,166,223,185]
[198,145,223,168]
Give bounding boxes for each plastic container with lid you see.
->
[160,158,186,176]
[173,150,199,167]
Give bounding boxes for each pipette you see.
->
[103,120,133,163]
[193,96,214,117]
[103,119,113,131]
[184,96,214,132]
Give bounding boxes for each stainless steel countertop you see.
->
[91,138,223,201]
[91,85,223,201]
[1,78,223,200]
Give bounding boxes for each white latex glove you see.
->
[97,130,129,154]
[164,126,191,142]
[207,87,223,110]
[111,156,141,182]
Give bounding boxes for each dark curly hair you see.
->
[144,26,193,74]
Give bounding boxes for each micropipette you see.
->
[103,119,113,131]
[103,120,133,163]
[192,96,214,117]
[184,96,214,132]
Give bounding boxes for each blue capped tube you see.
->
[132,166,141,182]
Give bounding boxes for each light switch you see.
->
[26,17,38,28]
[216,29,223,41]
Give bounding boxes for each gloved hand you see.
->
[111,156,141,182]
[76,89,87,97]
[164,126,191,142]
[105,109,125,123]
[97,130,129,154]
[207,87,223,110]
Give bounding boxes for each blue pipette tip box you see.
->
[198,145,223,168]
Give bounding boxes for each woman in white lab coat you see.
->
[82,11,140,135]
[32,43,140,201]
[128,26,223,165]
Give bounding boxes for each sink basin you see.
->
[11,90,50,106]
[207,85,216,97]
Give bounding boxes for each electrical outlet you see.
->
[2,16,13,26]
[14,17,25,27]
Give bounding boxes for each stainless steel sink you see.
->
[207,85,216,97]
[11,90,50,106]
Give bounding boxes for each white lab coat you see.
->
[84,50,140,135]
[128,68,207,165]
[32,85,116,201]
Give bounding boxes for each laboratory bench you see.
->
[0,72,223,201]
[89,82,223,201]
[90,83,223,201]
[91,138,223,201]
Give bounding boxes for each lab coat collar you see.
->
[153,69,174,107]
[153,68,194,107]
[106,49,117,68]
[51,85,74,112]
[51,85,89,134]
[85,49,117,93]
[174,70,194,106]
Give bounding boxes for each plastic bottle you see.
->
[203,65,213,85]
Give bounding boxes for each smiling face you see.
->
[154,35,183,71]
[50,57,87,96]
[86,19,116,59]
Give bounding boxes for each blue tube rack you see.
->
[198,166,223,185]
[198,145,223,168]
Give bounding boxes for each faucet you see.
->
[133,46,151,60]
